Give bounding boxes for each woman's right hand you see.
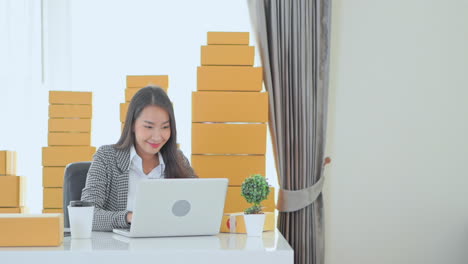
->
[126,212,133,224]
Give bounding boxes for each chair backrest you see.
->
[63,161,92,228]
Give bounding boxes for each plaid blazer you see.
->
[81,144,196,231]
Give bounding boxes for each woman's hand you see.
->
[126,212,133,224]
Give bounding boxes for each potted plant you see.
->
[241,174,270,236]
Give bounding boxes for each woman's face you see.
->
[133,105,171,158]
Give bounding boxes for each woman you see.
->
[81,86,196,231]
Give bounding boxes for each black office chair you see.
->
[63,161,91,228]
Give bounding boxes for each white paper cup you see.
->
[68,205,94,239]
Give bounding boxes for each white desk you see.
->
[1,230,293,264]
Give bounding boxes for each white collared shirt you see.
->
[126,145,165,211]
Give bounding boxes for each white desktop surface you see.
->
[1,229,293,264]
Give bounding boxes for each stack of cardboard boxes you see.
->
[120,75,169,130]
[0,213,63,246]
[192,32,275,233]
[42,91,96,213]
[0,151,26,213]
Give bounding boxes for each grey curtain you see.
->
[248,1,332,264]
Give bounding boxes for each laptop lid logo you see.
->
[172,200,191,217]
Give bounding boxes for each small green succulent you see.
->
[241,174,270,214]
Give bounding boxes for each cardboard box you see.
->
[42,209,63,214]
[191,155,265,186]
[125,88,140,102]
[42,146,96,166]
[0,207,28,213]
[224,186,275,213]
[192,91,268,122]
[48,132,91,146]
[48,118,92,132]
[0,214,63,246]
[126,75,169,89]
[192,123,266,154]
[125,87,168,102]
[197,66,262,92]
[201,45,254,66]
[120,103,129,123]
[43,188,63,209]
[0,176,25,207]
[207,32,249,45]
[220,212,275,233]
[0,150,16,175]
[49,91,92,105]
[43,167,65,188]
[49,105,92,118]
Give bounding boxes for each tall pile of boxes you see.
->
[120,75,169,130]
[43,91,96,213]
[0,151,26,213]
[192,32,275,233]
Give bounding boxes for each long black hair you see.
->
[115,86,191,178]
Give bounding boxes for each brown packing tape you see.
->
[126,75,169,89]
[191,155,265,186]
[49,105,92,118]
[224,186,275,213]
[197,66,262,92]
[207,32,249,45]
[48,118,92,132]
[201,45,254,66]
[48,132,91,146]
[192,123,267,154]
[49,91,92,105]
[43,167,66,188]
[192,91,268,122]
[43,188,63,209]
[0,176,25,207]
[0,214,63,246]
[42,146,96,166]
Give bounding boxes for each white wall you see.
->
[1,0,278,213]
[0,0,44,212]
[325,1,468,264]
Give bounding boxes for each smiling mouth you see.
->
[148,142,161,148]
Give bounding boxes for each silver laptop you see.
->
[113,178,228,238]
